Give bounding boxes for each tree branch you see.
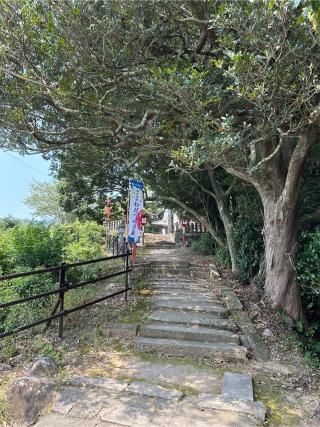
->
[154,194,224,246]
[283,126,318,205]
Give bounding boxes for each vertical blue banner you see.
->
[128,180,144,243]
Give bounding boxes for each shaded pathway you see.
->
[34,239,266,426]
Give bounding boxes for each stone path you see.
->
[134,273,247,362]
[34,241,266,426]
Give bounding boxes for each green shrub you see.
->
[0,270,57,333]
[0,229,13,274]
[294,226,320,362]
[0,220,105,335]
[233,217,264,284]
[215,244,231,268]
[9,223,63,268]
[297,226,320,324]
[192,232,215,255]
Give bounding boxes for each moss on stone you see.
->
[119,300,152,324]
[254,373,301,426]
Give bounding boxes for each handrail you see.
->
[0,249,132,340]
[0,252,129,281]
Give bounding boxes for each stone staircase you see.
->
[134,265,248,362]
[32,247,266,427]
[134,260,211,280]
[34,368,265,427]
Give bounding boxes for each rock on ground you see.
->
[5,376,54,426]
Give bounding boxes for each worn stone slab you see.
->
[135,337,247,361]
[222,372,253,401]
[151,270,193,275]
[140,323,240,344]
[53,398,77,415]
[134,262,152,268]
[222,290,243,311]
[100,397,261,427]
[152,287,209,295]
[103,322,139,338]
[196,394,266,422]
[149,310,237,330]
[53,387,90,415]
[100,403,154,426]
[153,299,227,315]
[127,381,183,401]
[214,286,231,297]
[107,355,223,394]
[151,260,190,267]
[65,375,128,392]
[33,413,99,427]
[153,402,261,427]
[69,401,101,419]
[151,278,206,283]
[153,295,214,303]
[154,294,213,302]
[232,312,269,361]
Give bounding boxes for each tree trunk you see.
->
[217,201,239,274]
[157,195,225,247]
[262,195,303,319]
[207,168,239,274]
[223,127,318,319]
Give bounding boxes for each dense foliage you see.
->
[0,0,319,356]
[0,220,104,334]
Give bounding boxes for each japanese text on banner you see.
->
[128,180,144,243]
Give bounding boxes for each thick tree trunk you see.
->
[262,195,303,319]
[223,127,318,319]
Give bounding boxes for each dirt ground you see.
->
[0,245,319,426]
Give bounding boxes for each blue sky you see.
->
[0,151,52,219]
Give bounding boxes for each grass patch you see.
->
[283,332,320,369]
[133,279,153,296]
[254,373,301,426]
[133,351,228,374]
[0,373,15,425]
[120,299,152,324]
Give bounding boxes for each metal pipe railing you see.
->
[0,249,132,340]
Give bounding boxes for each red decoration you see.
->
[105,206,111,222]
[136,209,144,229]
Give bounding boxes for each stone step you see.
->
[152,282,205,288]
[140,323,240,344]
[151,260,190,267]
[153,290,211,297]
[222,372,253,401]
[150,267,192,275]
[152,285,208,292]
[153,294,214,303]
[151,278,207,283]
[153,292,213,301]
[151,278,207,284]
[126,381,183,401]
[190,271,210,279]
[134,337,247,362]
[149,310,236,330]
[144,245,177,249]
[196,394,266,422]
[63,376,183,401]
[153,299,227,316]
[151,283,209,289]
